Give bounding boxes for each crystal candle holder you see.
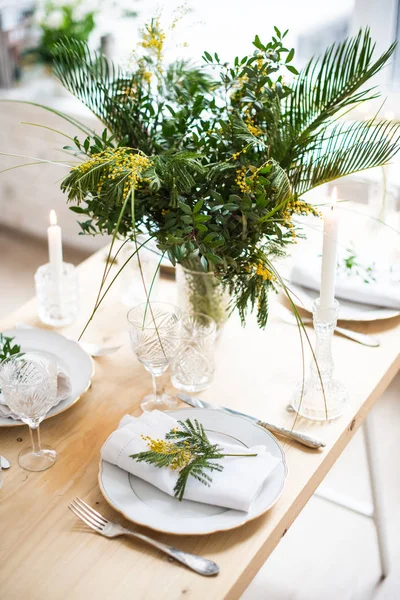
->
[291,298,349,421]
[34,262,79,327]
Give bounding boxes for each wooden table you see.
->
[1,247,399,600]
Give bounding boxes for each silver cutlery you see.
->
[68,497,219,576]
[0,455,10,469]
[277,306,380,347]
[178,393,325,450]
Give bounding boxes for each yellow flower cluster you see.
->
[256,55,264,71]
[246,116,263,138]
[281,198,321,240]
[282,213,297,239]
[235,165,252,193]
[171,4,190,30]
[256,263,277,282]
[231,74,249,102]
[142,70,152,84]
[288,198,321,218]
[72,148,150,198]
[141,434,193,471]
[140,18,165,68]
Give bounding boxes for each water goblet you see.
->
[127,301,182,411]
[0,357,58,471]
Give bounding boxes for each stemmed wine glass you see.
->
[0,357,58,471]
[127,301,182,411]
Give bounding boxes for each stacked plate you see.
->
[0,328,94,428]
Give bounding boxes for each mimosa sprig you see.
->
[131,418,257,501]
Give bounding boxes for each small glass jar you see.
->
[34,262,79,327]
[171,312,217,393]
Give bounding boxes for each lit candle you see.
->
[320,188,339,310]
[48,210,63,310]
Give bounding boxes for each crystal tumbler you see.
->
[171,312,217,393]
[35,262,79,327]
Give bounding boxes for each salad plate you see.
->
[287,283,400,322]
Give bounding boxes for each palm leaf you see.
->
[290,119,400,194]
[286,29,395,136]
[278,29,396,172]
[269,158,292,202]
[52,39,152,151]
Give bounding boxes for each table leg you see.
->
[314,415,390,579]
[363,414,390,579]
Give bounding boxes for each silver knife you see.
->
[178,393,326,450]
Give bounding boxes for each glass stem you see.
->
[151,372,159,398]
[29,423,43,456]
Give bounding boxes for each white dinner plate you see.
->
[99,408,288,535]
[0,328,94,427]
[287,283,400,322]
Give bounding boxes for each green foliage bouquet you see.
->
[25,19,400,328]
[35,1,96,65]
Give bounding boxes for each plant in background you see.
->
[34,1,96,65]
[7,19,400,330]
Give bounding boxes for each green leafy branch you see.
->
[131,418,257,501]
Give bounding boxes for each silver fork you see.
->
[68,497,219,576]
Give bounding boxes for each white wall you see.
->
[0,81,110,251]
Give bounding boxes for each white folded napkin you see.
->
[101,411,281,512]
[0,367,71,420]
[290,250,400,310]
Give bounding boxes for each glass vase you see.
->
[176,265,229,331]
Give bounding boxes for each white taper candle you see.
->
[48,210,63,311]
[320,188,339,310]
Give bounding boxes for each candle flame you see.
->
[330,187,337,211]
[49,210,57,226]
